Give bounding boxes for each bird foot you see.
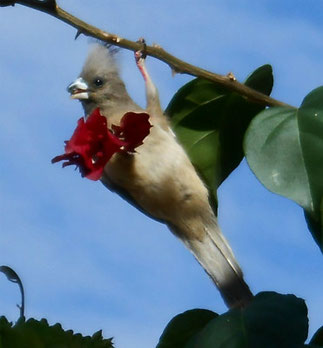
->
[135,38,147,62]
[135,38,148,81]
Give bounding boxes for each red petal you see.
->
[52,108,124,181]
[86,108,108,134]
[51,154,68,164]
[119,112,152,151]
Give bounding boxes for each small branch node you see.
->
[227,72,237,81]
[104,33,122,44]
[152,43,162,49]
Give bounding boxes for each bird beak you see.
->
[67,77,89,100]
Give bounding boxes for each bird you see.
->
[66,43,253,308]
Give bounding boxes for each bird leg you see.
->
[135,39,164,120]
[135,38,148,81]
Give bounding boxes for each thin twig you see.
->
[1,0,294,108]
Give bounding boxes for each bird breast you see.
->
[104,123,211,224]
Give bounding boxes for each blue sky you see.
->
[0,1,323,347]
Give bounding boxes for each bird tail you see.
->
[169,221,253,308]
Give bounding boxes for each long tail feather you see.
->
[169,222,253,308]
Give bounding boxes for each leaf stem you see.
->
[0,265,25,319]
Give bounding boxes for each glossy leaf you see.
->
[0,266,25,319]
[166,65,273,212]
[156,309,218,348]
[0,266,20,283]
[310,326,323,347]
[0,316,113,348]
[184,292,308,348]
[244,87,323,250]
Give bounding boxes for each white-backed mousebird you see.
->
[66,43,253,308]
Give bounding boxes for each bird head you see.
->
[67,44,132,116]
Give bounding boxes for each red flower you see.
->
[112,112,151,152]
[52,108,151,181]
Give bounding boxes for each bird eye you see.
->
[93,78,104,87]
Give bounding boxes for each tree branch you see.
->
[1,0,294,108]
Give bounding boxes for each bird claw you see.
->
[135,38,147,63]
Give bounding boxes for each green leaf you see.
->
[0,266,20,283]
[244,86,323,250]
[0,266,25,319]
[310,326,323,347]
[166,65,273,212]
[0,316,114,348]
[244,64,273,95]
[185,292,308,348]
[156,309,218,348]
